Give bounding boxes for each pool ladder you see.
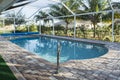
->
[56,41,61,74]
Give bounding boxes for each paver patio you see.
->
[0,35,120,80]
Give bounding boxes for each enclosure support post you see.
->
[13,11,16,33]
[112,11,115,42]
[74,15,76,38]
[3,18,5,33]
[108,0,115,42]
[52,19,55,35]
[39,20,41,34]
[56,41,61,74]
[13,17,16,33]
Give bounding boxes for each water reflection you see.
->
[11,37,108,63]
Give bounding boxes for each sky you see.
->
[111,0,120,2]
[18,0,57,19]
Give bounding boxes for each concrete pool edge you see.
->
[40,34,109,45]
[0,35,120,80]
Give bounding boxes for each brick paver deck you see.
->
[0,35,120,80]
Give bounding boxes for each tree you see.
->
[35,11,54,34]
[102,2,120,38]
[77,0,109,38]
[102,2,120,22]
[5,12,26,26]
[35,11,49,26]
[49,0,79,35]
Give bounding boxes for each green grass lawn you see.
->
[0,55,17,80]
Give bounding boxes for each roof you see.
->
[0,0,35,12]
[0,0,15,12]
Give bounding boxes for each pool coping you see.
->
[40,34,107,45]
[0,35,120,80]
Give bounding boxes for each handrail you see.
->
[56,40,61,74]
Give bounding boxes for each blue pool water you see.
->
[11,37,108,63]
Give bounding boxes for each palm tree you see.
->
[50,0,79,35]
[35,11,49,26]
[77,0,109,38]
[35,11,55,34]
[50,5,70,35]
[102,1,120,39]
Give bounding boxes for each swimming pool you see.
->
[11,36,108,63]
